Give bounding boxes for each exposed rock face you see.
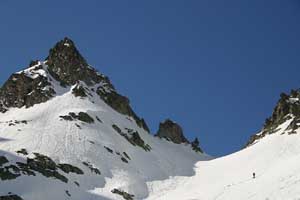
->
[72,84,87,97]
[0,66,55,113]
[0,195,23,200]
[98,89,150,132]
[0,37,149,132]
[156,119,189,144]
[60,112,95,124]
[263,92,300,130]
[156,120,204,152]
[112,125,151,151]
[0,152,83,183]
[191,137,203,153]
[111,189,134,200]
[246,89,300,147]
[46,37,103,86]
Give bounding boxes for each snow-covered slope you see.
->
[2,37,300,200]
[146,118,300,200]
[145,92,300,200]
[0,38,209,200]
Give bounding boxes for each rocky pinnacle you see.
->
[156,119,189,144]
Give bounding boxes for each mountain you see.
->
[1,38,300,200]
[145,91,300,200]
[246,90,300,147]
[0,38,208,200]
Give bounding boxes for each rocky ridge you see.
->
[0,38,208,200]
[0,38,149,132]
[246,89,300,147]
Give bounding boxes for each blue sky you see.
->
[1,0,300,156]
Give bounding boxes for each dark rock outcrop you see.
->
[246,89,300,147]
[70,112,94,124]
[191,138,203,153]
[155,119,204,153]
[0,195,23,200]
[58,164,84,175]
[112,125,151,151]
[97,89,150,132]
[60,112,94,124]
[156,119,189,144]
[0,68,55,113]
[111,189,134,200]
[46,37,103,86]
[0,153,84,183]
[82,162,101,175]
[0,156,9,166]
[16,149,28,156]
[72,84,87,97]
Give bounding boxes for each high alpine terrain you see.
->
[0,38,208,200]
[144,91,300,200]
[1,38,300,200]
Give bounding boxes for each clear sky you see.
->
[1,0,300,156]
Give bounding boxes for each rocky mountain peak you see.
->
[156,119,189,144]
[0,38,150,132]
[47,37,87,68]
[46,37,103,86]
[246,89,300,147]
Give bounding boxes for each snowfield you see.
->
[0,63,210,199]
[146,118,300,200]
[1,62,300,200]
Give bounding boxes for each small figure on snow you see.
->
[253,172,256,179]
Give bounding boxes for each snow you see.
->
[289,98,299,104]
[64,43,71,47]
[16,62,47,79]
[0,64,208,199]
[2,63,300,199]
[145,119,300,200]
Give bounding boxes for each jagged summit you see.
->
[47,37,87,69]
[47,37,86,65]
[246,89,300,147]
[0,37,149,132]
[46,37,103,86]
